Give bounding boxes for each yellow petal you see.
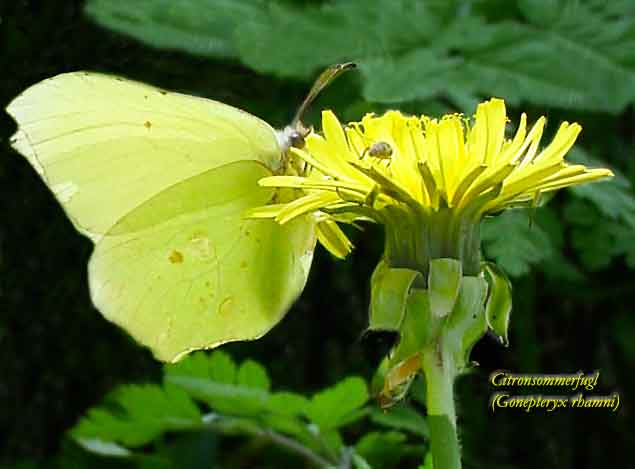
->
[533,122,581,165]
[275,191,340,224]
[316,219,353,259]
[498,113,527,164]
[244,203,285,218]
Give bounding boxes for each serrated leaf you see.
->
[307,377,369,430]
[208,351,236,384]
[165,353,270,416]
[482,210,555,277]
[565,200,613,270]
[236,359,271,391]
[519,0,635,107]
[566,199,635,271]
[164,351,212,381]
[72,384,201,447]
[259,413,313,444]
[362,10,635,111]
[267,392,311,417]
[85,0,635,111]
[447,4,635,112]
[533,207,585,283]
[361,50,459,103]
[568,147,635,228]
[166,376,268,416]
[234,0,445,78]
[85,0,261,59]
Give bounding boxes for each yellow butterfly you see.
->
[7,64,354,361]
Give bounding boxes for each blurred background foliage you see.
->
[1,0,633,467]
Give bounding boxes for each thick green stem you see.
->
[421,345,461,469]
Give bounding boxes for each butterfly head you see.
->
[276,121,311,153]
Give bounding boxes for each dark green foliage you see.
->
[2,0,634,468]
[71,351,424,467]
[86,0,635,113]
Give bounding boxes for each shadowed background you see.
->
[1,1,634,467]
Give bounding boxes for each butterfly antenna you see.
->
[292,62,357,128]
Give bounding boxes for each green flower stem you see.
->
[421,343,461,469]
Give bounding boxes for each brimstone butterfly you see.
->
[7,64,354,362]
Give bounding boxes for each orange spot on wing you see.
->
[219,297,234,316]
[169,250,184,264]
[144,120,152,129]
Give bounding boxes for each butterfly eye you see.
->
[288,130,306,149]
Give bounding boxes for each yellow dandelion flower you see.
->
[250,98,612,274]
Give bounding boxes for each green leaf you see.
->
[164,351,213,380]
[482,210,555,277]
[565,199,635,271]
[362,8,635,111]
[74,438,132,458]
[85,0,635,111]
[259,413,314,445]
[533,206,585,283]
[165,352,268,416]
[370,405,429,438]
[368,260,422,332]
[236,359,271,391]
[267,392,311,417]
[428,258,462,317]
[166,376,268,416]
[483,262,513,346]
[568,147,635,229]
[454,20,634,112]
[85,0,260,59]
[234,0,446,78]
[361,50,459,103]
[307,377,369,430]
[518,0,635,108]
[351,452,373,469]
[322,429,344,454]
[208,351,237,384]
[71,384,201,447]
[355,431,409,469]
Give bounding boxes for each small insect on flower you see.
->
[365,141,393,159]
[250,99,614,269]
